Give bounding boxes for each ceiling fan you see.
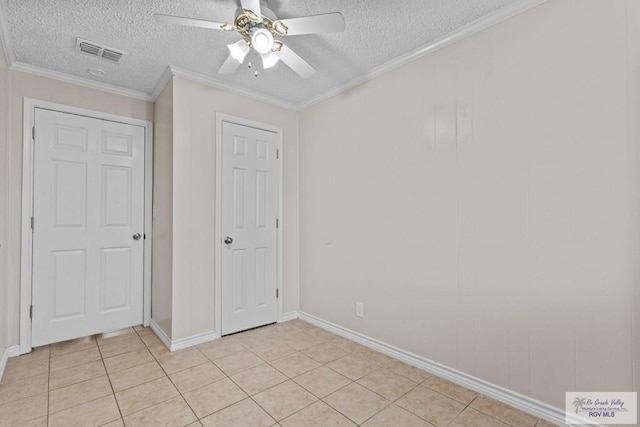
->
[154,0,346,79]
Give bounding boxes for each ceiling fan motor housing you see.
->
[233,7,287,53]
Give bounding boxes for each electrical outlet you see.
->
[355,301,364,318]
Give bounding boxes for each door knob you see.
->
[224,237,233,244]
[133,233,142,241]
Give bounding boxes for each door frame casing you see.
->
[20,98,153,354]
[215,113,283,337]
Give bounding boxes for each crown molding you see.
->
[150,65,175,100]
[164,0,547,111]
[0,0,546,109]
[0,4,152,101]
[167,65,298,111]
[295,0,548,111]
[0,0,15,65]
[10,62,153,101]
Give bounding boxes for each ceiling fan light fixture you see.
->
[228,39,250,63]
[261,51,280,69]
[251,28,273,54]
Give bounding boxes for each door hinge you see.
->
[30,216,34,230]
[276,149,279,159]
[276,288,279,299]
[276,218,279,228]
[29,305,33,319]
[32,126,35,141]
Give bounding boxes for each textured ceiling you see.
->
[1,0,524,107]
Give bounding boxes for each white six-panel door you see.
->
[31,108,145,346]
[221,121,280,335]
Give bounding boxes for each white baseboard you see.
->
[299,312,572,427]
[149,319,172,349]
[6,346,20,357]
[170,329,219,351]
[149,319,218,352]
[279,311,299,322]
[149,312,299,352]
[0,345,21,382]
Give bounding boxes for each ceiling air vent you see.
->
[101,49,124,63]
[75,38,127,64]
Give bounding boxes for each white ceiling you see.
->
[0,0,535,108]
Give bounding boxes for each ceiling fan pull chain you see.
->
[254,50,259,77]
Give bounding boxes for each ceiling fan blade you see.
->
[218,53,242,74]
[274,44,316,79]
[240,0,262,17]
[277,12,345,35]
[154,14,228,30]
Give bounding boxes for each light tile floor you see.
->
[0,319,557,426]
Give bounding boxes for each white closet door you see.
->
[31,108,145,346]
[221,121,280,335]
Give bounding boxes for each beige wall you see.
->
[0,43,10,357]
[299,0,640,410]
[152,80,174,337]
[5,71,153,346]
[1,66,298,346]
[2,0,637,413]
[630,0,640,401]
[167,76,299,340]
